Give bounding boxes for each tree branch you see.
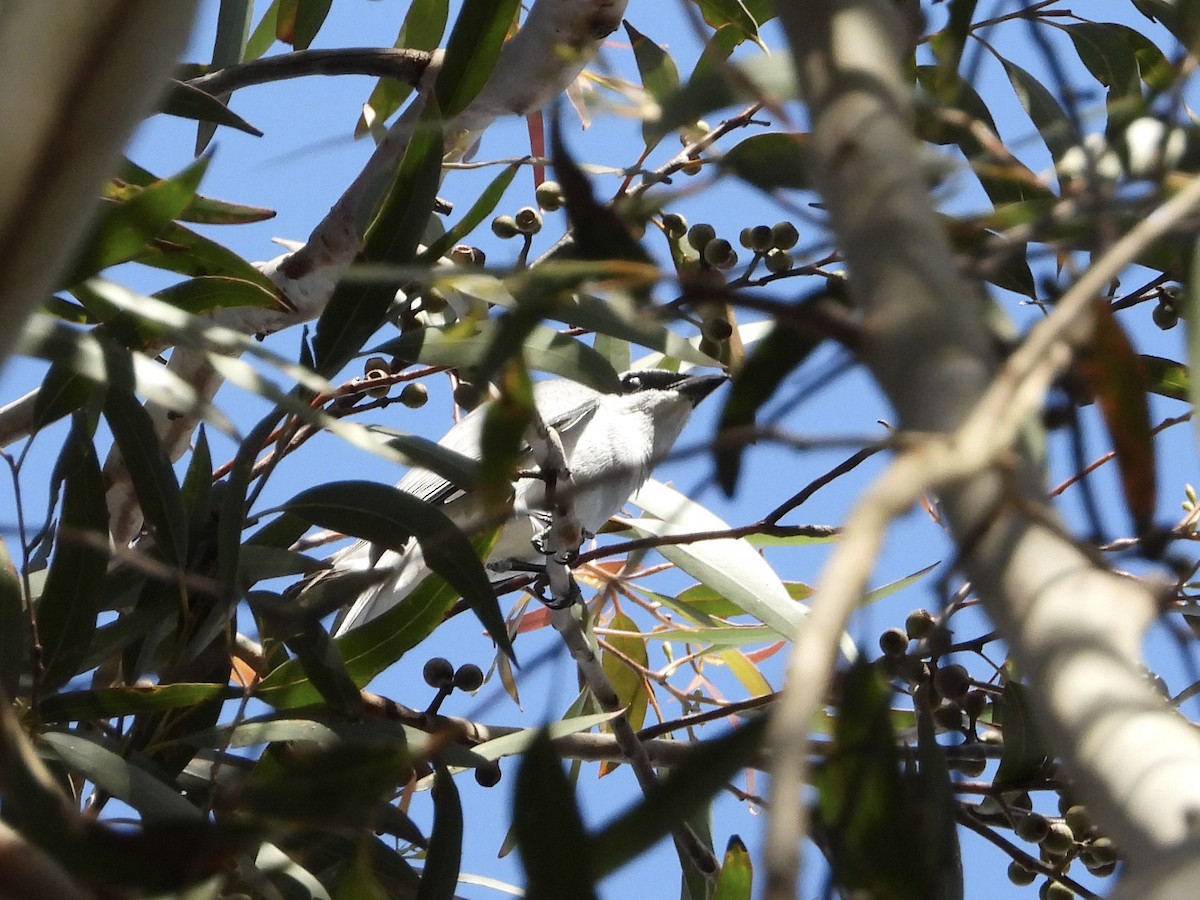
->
[766,1,1200,897]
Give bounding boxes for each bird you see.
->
[325,368,727,636]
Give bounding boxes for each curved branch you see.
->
[185,47,432,97]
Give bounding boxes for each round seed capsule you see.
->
[661,212,688,239]
[474,761,502,787]
[687,223,717,252]
[422,657,454,689]
[878,627,909,657]
[399,383,429,409]
[515,206,543,234]
[905,608,936,640]
[491,215,519,239]
[453,663,484,691]
[764,248,793,274]
[772,220,800,250]
[535,180,564,211]
[702,238,735,268]
[1007,860,1037,886]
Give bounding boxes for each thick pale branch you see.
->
[768,0,1200,897]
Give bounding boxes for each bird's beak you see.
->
[675,372,728,406]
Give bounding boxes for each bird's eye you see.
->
[624,374,643,391]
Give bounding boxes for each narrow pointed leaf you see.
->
[161,79,262,135]
[591,716,767,877]
[1075,299,1157,534]
[103,386,189,565]
[37,418,108,689]
[357,0,449,137]
[719,132,812,191]
[515,731,598,900]
[416,764,463,900]
[64,156,210,287]
[418,162,519,262]
[281,480,511,660]
[434,0,520,118]
[712,836,752,900]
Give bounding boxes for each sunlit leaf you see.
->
[357,0,450,137]
[1142,354,1189,401]
[435,0,520,119]
[37,683,236,724]
[713,836,753,900]
[64,156,209,287]
[114,161,274,224]
[600,611,649,766]
[625,21,680,149]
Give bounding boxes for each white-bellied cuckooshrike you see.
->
[327,369,727,635]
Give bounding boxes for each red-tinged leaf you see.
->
[1076,300,1157,534]
[527,111,546,187]
[744,641,785,664]
[276,0,297,45]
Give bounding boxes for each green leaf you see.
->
[515,731,598,900]
[15,316,234,436]
[313,113,443,375]
[1000,56,1076,164]
[929,0,978,76]
[434,0,520,118]
[30,359,100,434]
[719,131,811,192]
[416,764,463,900]
[1061,22,1141,99]
[716,294,840,493]
[994,678,1050,786]
[37,418,108,689]
[291,0,333,50]
[115,160,275,224]
[915,706,964,900]
[712,836,752,900]
[127,219,280,293]
[195,0,253,152]
[356,0,450,137]
[813,662,931,900]
[625,21,680,149]
[364,427,482,494]
[284,620,365,718]
[281,480,511,660]
[37,683,235,724]
[623,480,813,642]
[245,0,281,60]
[160,79,262,136]
[239,740,413,825]
[591,716,767,877]
[103,386,189,565]
[418,162,519,262]
[374,320,620,394]
[689,0,774,47]
[0,541,25,698]
[153,275,282,317]
[1142,354,1189,401]
[64,156,210,287]
[39,731,202,823]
